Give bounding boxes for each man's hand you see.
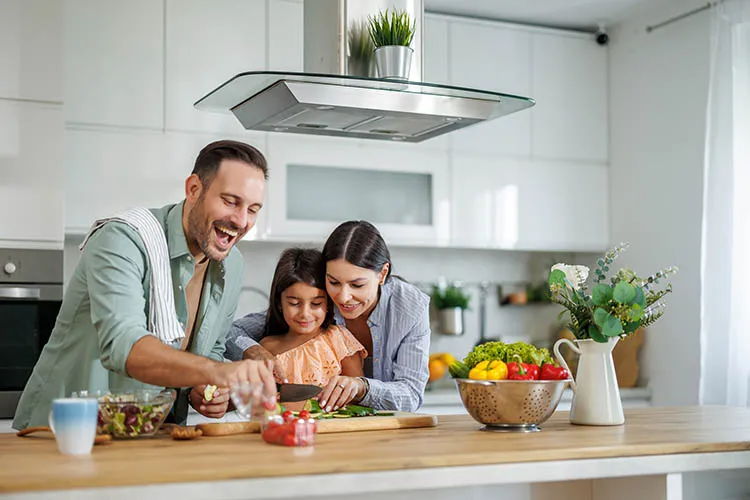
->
[211,359,277,402]
[243,345,288,383]
[190,385,230,419]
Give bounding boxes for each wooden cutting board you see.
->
[197,412,438,437]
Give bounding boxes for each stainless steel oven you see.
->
[0,249,63,418]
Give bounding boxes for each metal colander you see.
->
[456,378,569,432]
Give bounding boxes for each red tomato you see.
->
[282,434,297,446]
[298,410,310,419]
[282,410,294,423]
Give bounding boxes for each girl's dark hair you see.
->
[265,248,335,336]
[321,221,392,281]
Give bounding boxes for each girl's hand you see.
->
[319,376,365,412]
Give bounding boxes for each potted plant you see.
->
[549,243,678,426]
[368,8,416,80]
[432,284,470,336]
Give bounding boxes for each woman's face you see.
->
[325,259,389,320]
[281,282,328,335]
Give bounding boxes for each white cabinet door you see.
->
[0,101,64,248]
[63,0,163,128]
[531,32,608,162]
[0,0,62,102]
[451,154,608,251]
[448,19,532,157]
[263,135,451,247]
[450,154,521,248]
[268,0,303,72]
[516,160,609,251]
[424,15,449,85]
[165,0,267,134]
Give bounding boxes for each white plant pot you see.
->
[554,337,624,426]
[373,45,413,80]
[438,307,464,336]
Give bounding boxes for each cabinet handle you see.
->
[0,287,41,299]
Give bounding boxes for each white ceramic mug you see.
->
[48,398,98,455]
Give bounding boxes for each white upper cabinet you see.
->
[451,154,608,251]
[531,33,608,162]
[0,0,62,102]
[515,160,609,251]
[64,0,163,128]
[0,101,64,247]
[268,0,304,71]
[263,135,451,247]
[424,15,449,85]
[448,20,532,157]
[165,0,267,134]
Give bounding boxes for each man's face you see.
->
[185,159,265,261]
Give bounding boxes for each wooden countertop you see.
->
[2,406,750,494]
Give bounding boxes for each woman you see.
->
[226,221,431,412]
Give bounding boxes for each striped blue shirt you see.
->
[226,278,431,412]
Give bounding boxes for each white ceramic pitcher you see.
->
[553,337,624,426]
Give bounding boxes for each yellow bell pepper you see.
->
[468,367,488,380]
[486,360,508,380]
[474,360,490,370]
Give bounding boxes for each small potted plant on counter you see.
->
[431,283,470,336]
[368,8,416,80]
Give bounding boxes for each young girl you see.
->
[260,248,367,409]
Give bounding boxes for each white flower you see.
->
[551,263,590,290]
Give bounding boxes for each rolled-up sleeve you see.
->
[360,307,430,412]
[84,223,153,377]
[225,311,267,361]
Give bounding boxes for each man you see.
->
[13,140,276,429]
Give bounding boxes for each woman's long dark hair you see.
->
[265,248,335,336]
[321,221,393,281]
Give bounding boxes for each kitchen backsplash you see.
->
[63,236,595,360]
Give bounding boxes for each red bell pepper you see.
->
[540,363,570,380]
[507,355,540,380]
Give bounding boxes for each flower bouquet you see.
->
[548,243,678,343]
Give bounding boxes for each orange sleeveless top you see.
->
[273,325,367,387]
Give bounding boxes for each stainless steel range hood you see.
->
[194,0,535,143]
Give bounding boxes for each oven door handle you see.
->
[0,287,42,299]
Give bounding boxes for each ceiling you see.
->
[424,0,653,32]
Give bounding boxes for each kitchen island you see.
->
[2,406,749,500]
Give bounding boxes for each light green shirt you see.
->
[13,201,243,429]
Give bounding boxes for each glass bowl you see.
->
[72,389,176,438]
[260,408,316,447]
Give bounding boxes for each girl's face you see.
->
[281,282,328,335]
[325,259,389,321]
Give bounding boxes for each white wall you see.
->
[609,0,710,405]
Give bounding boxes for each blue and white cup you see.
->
[48,398,98,455]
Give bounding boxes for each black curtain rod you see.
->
[646,1,720,33]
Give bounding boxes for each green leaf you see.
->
[549,269,566,286]
[633,286,646,307]
[627,304,644,322]
[594,307,610,327]
[592,284,613,306]
[602,315,624,337]
[613,282,636,304]
[624,320,641,333]
[588,325,608,343]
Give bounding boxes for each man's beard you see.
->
[187,195,241,262]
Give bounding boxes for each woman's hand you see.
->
[319,376,366,412]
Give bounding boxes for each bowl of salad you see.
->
[448,341,571,432]
[72,389,176,438]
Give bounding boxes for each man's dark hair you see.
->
[192,140,268,188]
[265,248,335,336]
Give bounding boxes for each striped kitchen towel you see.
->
[80,208,184,345]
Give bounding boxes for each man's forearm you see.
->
[243,344,274,361]
[125,336,219,388]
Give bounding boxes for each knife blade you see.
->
[276,383,322,403]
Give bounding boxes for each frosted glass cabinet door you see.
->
[263,136,450,246]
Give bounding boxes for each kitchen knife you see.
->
[277,383,322,402]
